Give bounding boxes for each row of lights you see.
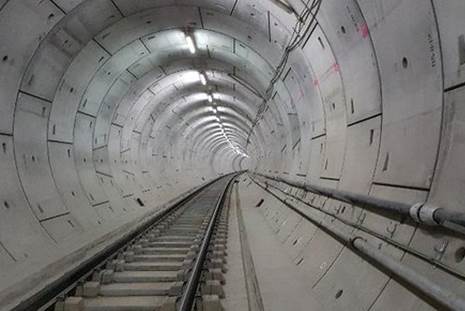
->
[211,92,249,158]
[185,31,249,158]
[218,121,249,158]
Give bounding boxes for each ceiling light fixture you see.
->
[185,34,196,54]
[199,72,207,85]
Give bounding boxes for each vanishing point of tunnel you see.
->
[0,0,465,310]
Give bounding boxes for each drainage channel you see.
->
[33,175,235,311]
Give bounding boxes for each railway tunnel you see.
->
[1,0,465,310]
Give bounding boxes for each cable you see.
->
[246,0,323,144]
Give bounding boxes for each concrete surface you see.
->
[237,179,326,311]
[0,0,464,310]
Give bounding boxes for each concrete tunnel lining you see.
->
[0,0,465,310]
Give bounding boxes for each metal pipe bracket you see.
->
[410,203,440,226]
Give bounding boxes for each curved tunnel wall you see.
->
[0,0,464,310]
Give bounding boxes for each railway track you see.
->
[30,175,236,311]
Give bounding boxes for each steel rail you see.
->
[178,175,237,311]
[13,175,231,311]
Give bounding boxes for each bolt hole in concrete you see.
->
[136,198,145,207]
[255,198,264,207]
[382,152,390,171]
[455,247,465,263]
[402,57,408,68]
[335,289,343,299]
[341,25,346,34]
[458,34,465,65]
[318,36,325,49]
[2,55,7,62]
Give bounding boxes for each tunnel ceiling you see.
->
[2,0,465,309]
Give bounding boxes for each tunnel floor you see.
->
[36,174,332,311]
[9,175,465,311]
[226,178,325,311]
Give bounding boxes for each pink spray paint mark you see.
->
[359,22,369,39]
[333,63,340,73]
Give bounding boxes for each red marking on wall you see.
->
[359,22,369,39]
[314,62,342,86]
